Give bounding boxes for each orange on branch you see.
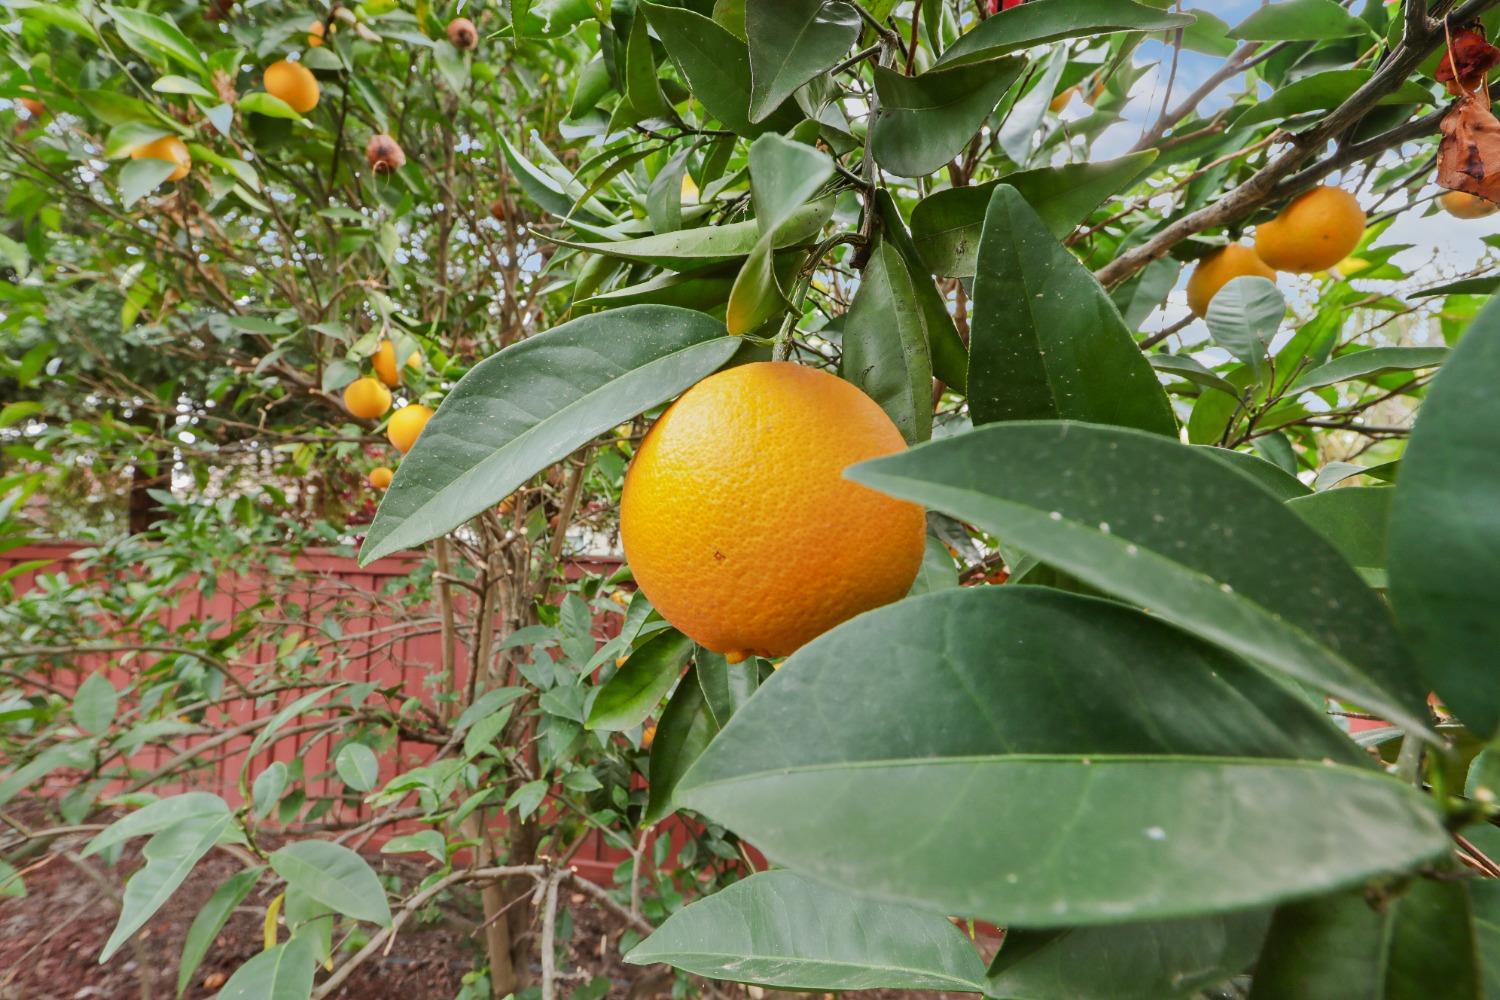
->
[1185,244,1277,318]
[1440,190,1499,219]
[343,376,392,420]
[373,339,419,387]
[131,136,191,182]
[369,466,394,489]
[1254,186,1366,273]
[307,20,332,47]
[620,362,925,663]
[387,403,433,453]
[264,59,319,114]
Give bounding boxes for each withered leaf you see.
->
[1436,27,1500,96]
[1438,94,1500,202]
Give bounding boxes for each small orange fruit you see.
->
[1254,186,1366,273]
[1049,85,1079,113]
[1185,244,1277,318]
[366,134,405,173]
[264,60,319,114]
[642,725,657,749]
[373,339,419,387]
[343,376,392,420]
[369,466,394,489]
[307,20,330,47]
[1439,190,1498,219]
[620,362,925,663]
[447,17,478,50]
[387,403,433,453]
[17,96,44,120]
[131,136,191,182]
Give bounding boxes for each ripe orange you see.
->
[387,403,433,453]
[1254,186,1365,273]
[1185,244,1277,318]
[373,340,419,387]
[1439,190,1498,219]
[343,377,392,419]
[17,96,44,120]
[642,724,657,749]
[620,362,926,663]
[369,466,394,489]
[131,136,191,182]
[307,20,330,47]
[264,60,319,114]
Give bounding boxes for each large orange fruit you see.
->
[620,362,926,663]
[387,403,433,453]
[1254,186,1365,273]
[265,60,319,114]
[1185,244,1277,318]
[344,376,392,419]
[1439,190,1498,219]
[131,136,191,182]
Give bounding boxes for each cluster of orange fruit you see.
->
[342,341,432,489]
[1186,184,1496,318]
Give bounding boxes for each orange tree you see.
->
[6,0,1500,997]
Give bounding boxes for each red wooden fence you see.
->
[2,541,638,882]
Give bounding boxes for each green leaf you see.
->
[1249,880,1479,999]
[1471,881,1500,996]
[841,241,934,443]
[644,665,719,825]
[1205,277,1285,382]
[848,422,1431,734]
[1194,445,1312,501]
[104,121,176,159]
[870,56,1026,178]
[105,5,210,77]
[382,830,447,863]
[269,840,392,927]
[873,190,968,393]
[1231,69,1431,134]
[587,628,694,731]
[118,158,178,209]
[1149,354,1239,397]
[434,39,470,95]
[646,148,692,235]
[216,935,318,1000]
[85,793,231,856]
[744,0,859,123]
[102,813,234,961]
[74,672,118,734]
[937,0,1195,66]
[335,743,379,792]
[361,306,738,563]
[454,687,528,732]
[642,3,801,138]
[695,650,760,729]
[968,187,1175,435]
[547,198,833,269]
[505,778,548,820]
[1389,301,1500,737]
[626,870,987,991]
[1230,0,1374,41]
[177,867,263,998]
[1287,487,1391,576]
[910,536,960,595]
[680,587,1442,925]
[1112,257,1181,331]
[240,92,305,121]
[252,762,289,820]
[1290,346,1448,393]
[0,859,25,898]
[153,75,214,98]
[987,912,1269,1000]
[578,268,738,312]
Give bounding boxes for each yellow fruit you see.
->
[1049,85,1079,113]
[264,59,319,114]
[1439,190,1498,220]
[1254,186,1366,273]
[1336,257,1370,277]
[131,136,191,182]
[373,339,419,387]
[307,20,328,46]
[620,362,925,663]
[369,466,394,489]
[387,403,433,453]
[1185,244,1277,318]
[343,377,392,420]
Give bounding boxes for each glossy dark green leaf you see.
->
[361,307,737,563]
[842,241,934,443]
[910,152,1157,277]
[997,49,1066,165]
[1470,880,1500,996]
[1193,445,1312,501]
[969,187,1175,435]
[1249,880,1479,1000]
[873,190,967,392]
[728,136,832,335]
[587,628,694,731]
[626,870,987,991]
[646,149,692,235]
[849,422,1430,733]
[1287,487,1391,576]
[548,199,832,270]
[744,0,859,123]
[1205,277,1285,382]
[870,57,1026,178]
[695,650,761,729]
[1289,346,1448,393]
[1112,257,1181,331]
[642,3,800,137]
[576,268,737,312]
[937,0,1194,66]
[987,911,1269,1000]
[1232,69,1431,133]
[105,5,209,77]
[1411,275,1500,298]
[644,665,718,825]
[1230,0,1374,41]
[1390,300,1500,738]
[1149,354,1238,397]
[680,587,1442,925]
